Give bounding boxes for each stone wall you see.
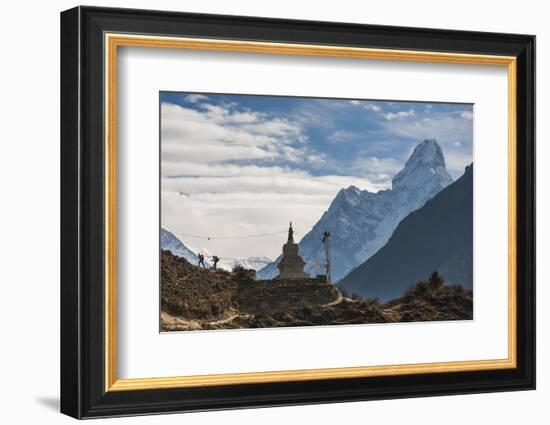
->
[237,276,339,314]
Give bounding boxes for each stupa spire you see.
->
[288,221,294,243]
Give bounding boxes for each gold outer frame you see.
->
[104,33,517,392]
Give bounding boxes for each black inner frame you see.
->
[60,6,535,419]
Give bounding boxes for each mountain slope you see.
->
[161,250,237,321]
[257,139,453,281]
[160,228,203,265]
[340,164,473,302]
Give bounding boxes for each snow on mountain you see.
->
[392,138,453,191]
[257,139,453,282]
[160,228,211,267]
[217,256,273,272]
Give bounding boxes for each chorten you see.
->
[276,222,308,279]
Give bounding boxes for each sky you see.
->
[161,92,473,261]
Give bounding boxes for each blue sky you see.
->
[160,92,472,259]
[161,92,472,181]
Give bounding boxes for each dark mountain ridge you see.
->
[340,164,473,302]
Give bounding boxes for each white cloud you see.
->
[383,109,415,120]
[161,102,307,167]
[163,141,276,164]
[445,151,473,178]
[460,111,474,120]
[293,104,337,129]
[161,166,384,259]
[160,98,471,259]
[350,156,403,184]
[229,111,260,123]
[162,189,328,259]
[453,141,463,147]
[364,103,382,112]
[384,114,471,149]
[185,94,208,103]
[161,101,387,259]
[162,168,385,197]
[327,130,361,144]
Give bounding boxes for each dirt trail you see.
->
[323,291,343,307]
[207,313,240,326]
[161,311,202,331]
[162,310,247,329]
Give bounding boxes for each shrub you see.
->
[232,265,246,273]
[351,292,362,301]
[427,271,444,290]
[363,297,380,308]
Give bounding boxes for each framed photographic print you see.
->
[60,6,535,419]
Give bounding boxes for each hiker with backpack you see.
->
[212,255,220,270]
[197,253,206,268]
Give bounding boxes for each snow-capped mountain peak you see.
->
[257,139,454,282]
[392,139,452,191]
[333,185,364,207]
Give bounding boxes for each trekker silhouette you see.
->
[198,253,206,268]
[212,256,220,270]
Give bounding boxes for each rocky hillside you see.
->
[161,251,473,331]
[161,250,237,320]
[382,271,473,322]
